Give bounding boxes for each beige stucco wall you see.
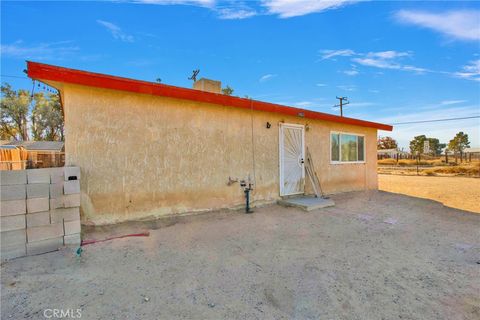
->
[56,83,378,225]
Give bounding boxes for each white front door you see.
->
[279,123,305,196]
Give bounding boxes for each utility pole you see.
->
[334,96,349,117]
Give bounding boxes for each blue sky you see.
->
[1,0,479,149]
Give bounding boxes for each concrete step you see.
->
[278,195,335,211]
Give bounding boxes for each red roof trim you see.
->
[27,61,393,131]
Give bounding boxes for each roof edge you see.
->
[27,61,393,131]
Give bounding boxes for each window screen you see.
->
[331,133,365,162]
[331,133,340,161]
[357,136,365,161]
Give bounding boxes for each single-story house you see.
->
[2,141,64,151]
[464,148,480,154]
[1,141,64,168]
[27,61,393,225]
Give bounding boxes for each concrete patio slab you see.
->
[277,195,335,211]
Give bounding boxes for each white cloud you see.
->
[402,65,428,73]
[97,20,134,42]
[319,49,356,60]
[0,40,79,60]
[322,49,480,82]
[259,74,277,82]
[352,50,428,74]
[125,0,361,19]
[418,99,469,111]
[262,0,361,18]
[395,10,480,41]
[454,59,480,82]
[133,0,258,19]
[133,0,215,7]
[441,100,467,106]
[377,106,479,125]
[320,49,427,74]
[367,50,410,59]
[140,0,257,19]
[343,70,359,76]
[337,84,356,91]
[353,57,400,69]
[342,65,359,76]
[216,7,256,19]
[316,83,327,87]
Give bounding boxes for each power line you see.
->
[1,74,30,79]
[1,73,478,126]
[391,115,480,125]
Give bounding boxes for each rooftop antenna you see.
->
[334,96,349,117]
[188,69,200,82]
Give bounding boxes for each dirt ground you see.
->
[1,191,479,320]
[379,174,480,214]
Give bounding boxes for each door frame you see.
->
[279,123,305,196]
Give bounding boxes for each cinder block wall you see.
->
[1,167,81,261]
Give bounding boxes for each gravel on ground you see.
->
[2,190,479,319]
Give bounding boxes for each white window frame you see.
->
[330,131,366,164]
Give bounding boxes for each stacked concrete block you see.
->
[1,171,27,260]
[1,230,27,260]
[1,167,82,261]
[52,207,81,247]
[58,167,81,247]
[26,223,64,255]
[49,167,64,209]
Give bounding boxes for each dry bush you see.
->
[397,159,430,166]
[378,159,397,165]
[425,162,480,176]
[397,159,412,166]
[421,155,437,160]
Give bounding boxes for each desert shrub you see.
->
[397,159,430,166]
[398,159,413,166]
[378,159,396,165]
[425,163,480,176]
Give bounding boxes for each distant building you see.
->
[1,141,64,168]
[464,147,480,154]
